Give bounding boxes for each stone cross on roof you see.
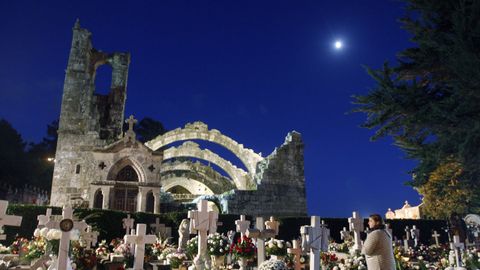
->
[235,215,250,240]
[348,211,363,252]
[301,216,322,270]
[123,214,135,235]
[124,115,137,144]
[46,206,88,270]
[0,200,22,240]
[124,224,156,270]
[287,239,303,270]
[265,216,279,236]
[37,208,52,229]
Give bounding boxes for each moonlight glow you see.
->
[334,40,343,49]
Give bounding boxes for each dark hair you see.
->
[369,214,385,230]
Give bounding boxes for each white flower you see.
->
[71,263,77,269]
[53,229,62,239]
[268,243,275,248]
[210,248,214,252]
[34,228,41,237]
[277,243,283,248]
[40,227,49,237]
[219,249,223,253]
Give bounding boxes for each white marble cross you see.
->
[301,216,322,270]
[0,200,22,240]
[188,200,218,270]
[246,217,276,266]
[123,214,135,235]
[432,230,441,246]
[82,225,99,250]
[37,208,52,228]
[124,224,156,270]
[320,220,330,252]
[46,206,88,270]
[410,225,420,247]
[340,227,350,242]
[404,226,411,240]
[235,215,250,240]
[287,239,302,270]
[348,211,363,252]
[150,218,172,238]
[265,216,279,236]
[450,235,465,268]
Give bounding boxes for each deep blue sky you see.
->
[0,1,422,217]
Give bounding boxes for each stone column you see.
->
[153,193,160,214]
[137,188,147,212]
[101,187,110,210]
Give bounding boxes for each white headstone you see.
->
[245,217,276,267]
[82,225,99,250]
[0,200,22,240]
[235,215,250,240]
[320,220,330,252]
[124,224,156,270]
[188,200,218,270]
[432,230,441,247]
[265,216,279,236]
[37,208,52,228]
[450,235,466,269]
[150,217,172,238]
[123,214,135,235]
[301,216,322,270]
[287,239,302,270]
[340,227,350,242]
[410,225,420,247]
[348,211,363,252]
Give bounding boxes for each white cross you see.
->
[150,218,172,238]
[124,224,156,270]
[450,235,465,268]
[188,200,218,270]
[301,216,322,270]
[340,227,350,241]
[287,239,302,270]
[37,208,52,228]
[404,226,411,240]
[265,216,279,236]
[81,225,99,250]
[348,211,363,252]
[235,215,250,240]
[410,225,420,247]
[432,230,441,246]
[320,220,330,251]
[46,206,88,270]
[123,214,135,235]
[0,200,22,240]
[246,217,276,266]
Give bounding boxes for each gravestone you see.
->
[123,214,135,235]
[340,227,350,242]
[37,208,52,228]
[188,200,218,270]
[0,200,22,241]
[432,230,441,247]
[235,215,250,240]
[265,216,279,236]
[301,216,322,270]
[246,217,276,266]
[320,220,330,252]
[410,225,420,247]
[404,226,414,250]
[82,225,99,250]
[124,224,156,270]
[150,217,172,238]
[348,211,363,253]
[287,239,302,270]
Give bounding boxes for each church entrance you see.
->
[111,165,139,212]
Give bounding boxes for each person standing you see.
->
[361,214,396,270]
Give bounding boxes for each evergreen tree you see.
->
[353,0,480,217]
[0,119,29,187]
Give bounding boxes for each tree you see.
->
[353,0,480,217]
[0,119,29,187]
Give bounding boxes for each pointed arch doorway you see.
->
[111,165,139,212]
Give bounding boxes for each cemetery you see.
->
[1,1,480,270]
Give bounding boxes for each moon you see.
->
[334,40,343,50]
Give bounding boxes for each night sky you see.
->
[0,1,422,218]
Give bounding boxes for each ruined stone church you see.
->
[50,20,307,216]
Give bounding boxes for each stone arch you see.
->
[107,157,146,182]
[162,141,252,189]
[162,177,215,195]
[93,188,103,209]
[145,121,263,174]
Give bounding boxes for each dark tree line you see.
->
[0,117,166,192]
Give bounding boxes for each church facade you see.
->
[50,21,307,216]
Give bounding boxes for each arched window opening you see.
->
[94,64,112,95]
[116,165,138,182]
[145,191,154,213]
[93,190,103,209]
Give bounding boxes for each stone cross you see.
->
[301,216,322,270]
[235,215,250,240]
[124,224,156,270]
[287,239,302,270]
[404,226,414,250]
[265,216,279,236]
[124,115,138,143]
[450,235,466,269]
[410,225,420,247]
[188,200,218,270]
[0,200,22,240]
[246,217,276,266]
[37,208,52,228]
[348,211,363,252]
[404,226,411,240]
[150,218,172,238]
[432,230,441,246]
[46,206,88,270]
[82,226,99,250]
[123,214,135,235]
[320,220,330,251]
[340,227,350,242]
[126,115,137,132]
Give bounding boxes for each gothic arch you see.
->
[107,157,146,182]
[162,141,252,189]
[145,122,263,174]
[162,177,215,195]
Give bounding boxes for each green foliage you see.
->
[352,0,480,217]
[0,119,29,188]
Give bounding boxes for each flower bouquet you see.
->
[95,240,110,260]
[265,239,287,258]
[71,241,97,270]
[166,250,188,269]
[229,235,255,260]
[258,259,288,270]
[111,239,133,267]
[159,247,177,261]
[151,236,174,258]
[320,252,338,269]
[0,244,10,254]
[185,235,198,259]
[207,233,229,256]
